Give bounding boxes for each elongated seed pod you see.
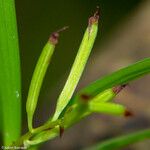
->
[26,32,59,132]
[52,11,99,121]
[88,102,126,116]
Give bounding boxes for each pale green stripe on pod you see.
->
[88,102,126,116]
[52,12,99,121]
[91,88,116,103]
[26,33,59,132]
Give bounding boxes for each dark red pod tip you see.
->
[124,110,133,117]
[49,32,59,45]
[80,94,91,102]
[88,6,100,26]
[59,126,64,138]
[113,84,127,94]
[49,26,69,45]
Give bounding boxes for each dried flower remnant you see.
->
[80,94,91,101]
[49,26,69,45]
[113,84,127,94]
[59,126,64,138]
[124,110,133,117]
[88,7,99,36]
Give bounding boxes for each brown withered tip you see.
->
[57,26,69,33]
[80,94,91,102]
[94,6,100,17]
[59,126,64,138]
[124,110,133,117]
[88,6,100,26]
[113,84,127,94]
[49,32,59,45]
[49,26,69,45]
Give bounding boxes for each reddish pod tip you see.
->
[80,94,91,102]
[49,26,69,45]
[59,126,64,138]
[124,110,133,117]
[88,6,100,26]
[49,32,59,45]
[113,84,127,94]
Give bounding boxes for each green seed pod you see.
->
[26,32,60,132]
[90,88,115,103]
[88,102,126,116]
[86,85,128,116]
[91,84,127,103]
[62,85,127,125]
[52,11,99,121]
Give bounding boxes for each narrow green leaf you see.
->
[86,129,150,150]
[52,12,99,121]
[72,57,150,104]
[26,32,59,132]
[0,0,21,145]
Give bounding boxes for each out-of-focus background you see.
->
[15,0,150,149]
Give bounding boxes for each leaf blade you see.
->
[0,0,21,145]
[86,129,150,150]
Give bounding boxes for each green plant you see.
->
[0,1,150,150]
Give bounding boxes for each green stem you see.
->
[32,119,61,134]
[0,0,21,145]
[11,120,61,147]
